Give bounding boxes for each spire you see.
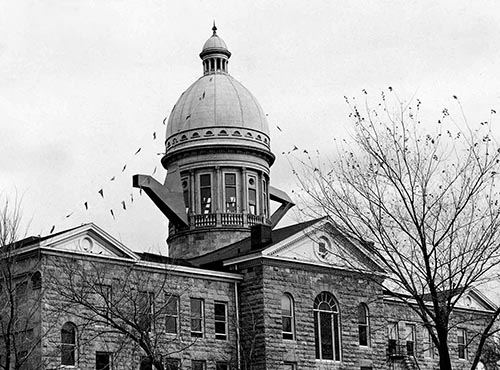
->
[212,21,217,36]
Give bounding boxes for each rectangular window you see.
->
[191,298,204,337]
[181,177,190,213]
[405,323,416,357]
[248,175,257,215]
[192,360,206,370]
[15,281,28,305]
[96,284,112,324]
[165,295,179,334]
[215,362,228,370]
[262,179,268,217]
[283,362,296,370]
[214,301,228,340]
[165,358,180,370]
[224,173,237,213]
[96,352,111,370]
[200,174,212,214]
[458,328,467,359]
[139,292,155,333]
[424,330,435,358]
[388,322,399,356]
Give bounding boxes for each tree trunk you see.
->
[437,329,453,370]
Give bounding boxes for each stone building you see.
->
[0,26,496,370]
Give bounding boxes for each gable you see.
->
[263,220,384,273]
[456,290,497,311]
[39,224,138,260]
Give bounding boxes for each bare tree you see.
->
[293,91,500,370]
[45,254,197,370]
[0,195,48,370]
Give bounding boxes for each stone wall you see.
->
[238,258,388,370]
[40,253,238,370]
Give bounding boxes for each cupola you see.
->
[200,22,231,75]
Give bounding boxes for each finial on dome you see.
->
[212,21,217,35]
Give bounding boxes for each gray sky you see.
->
[1,0,500,254]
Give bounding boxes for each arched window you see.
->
[281,294,295,340]
[31,271,42,290]
[61,322,77,366]
[358,303,369,346]
[314,292,341,361]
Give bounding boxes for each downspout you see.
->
[234,280,241,370]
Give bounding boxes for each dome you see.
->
[201,35,229,54]
[166,74,269,137]
[199,23,231,58]
[163,24,272,162]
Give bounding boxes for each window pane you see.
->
[225,174,236,185]
[191,298,203,337]
[192,361,205,370]
[359,326,367,346]
[165,359,179,370]
[320,312,333,360]
[358,305,367,324]
[200,174,211,187]
[215,302,227,339]
[96,352,111,370]
[216,363,228,370]
[281,296,291,316]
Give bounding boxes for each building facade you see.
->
[0,26,496,370]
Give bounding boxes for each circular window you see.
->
[248,178,255,186]
[182,180,188,189]
[80,237,93,252]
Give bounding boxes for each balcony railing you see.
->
[169,213,271,234]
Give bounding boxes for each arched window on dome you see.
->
[61,322,77,366]
[247,175,257,215]
[182,177,190,213]
[314,292,341,361]
[199,174,212,214]
[224,173,237,213]
[262,178,268,218]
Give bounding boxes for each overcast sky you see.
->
[1,0,500,255]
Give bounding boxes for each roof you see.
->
[2,224,84,251]
[166,73,270,139]
[189,218,323,268]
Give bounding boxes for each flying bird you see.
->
[163,117,167,125]
[84,202,88,210]
[152,166,157,175]
[50,225,55,234]
[202,91,205,99]
[130,193,134,203]
[134,148,142,155]
[276,125,282,132]
[122,165,127,172]
[110,209,115,220]
[492,109,497,114]
[292,146,298,151]
[122,201,126,210]
[98,189,104,198]
[186,115,191,120]
[153,132,156,140]
[110,176,116,181]
[65,212,73,218]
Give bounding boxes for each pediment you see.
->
[264,221,383,273]
[40,223,138,260]
[456,289,496,311]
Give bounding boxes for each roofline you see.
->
[225,253,386,277]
